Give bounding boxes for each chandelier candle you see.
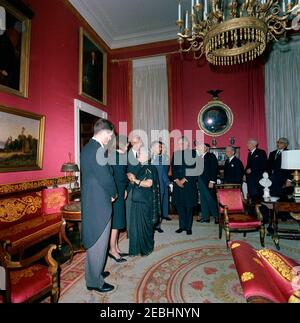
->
[178,2,182,21]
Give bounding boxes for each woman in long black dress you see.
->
[127,147,161,256]
[109,135,129,262]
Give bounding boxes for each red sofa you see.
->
[0,187,70,257]
[230,240,300,303]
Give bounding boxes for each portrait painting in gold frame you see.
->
[0,105,45,173]
[79,27,107,105]
[0,0,31,98]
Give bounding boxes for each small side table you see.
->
[62,202,85,261]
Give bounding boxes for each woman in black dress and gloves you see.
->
[127,147,161,257]
[109,135,129,262]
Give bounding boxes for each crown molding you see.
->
[68,0,177,49]
[110,26,177,49]
[68,0,113,48]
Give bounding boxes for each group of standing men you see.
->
[171,136,293,236]
[80,116,292,295]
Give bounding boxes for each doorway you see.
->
[74,99,107,166]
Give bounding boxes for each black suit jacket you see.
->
[223,156,244,184]
[245,148,267,177]
[199,152,219,186]
[171,149,198,208]
[245,148,267,198]
[267,149,292,196]
[80,139,117,249]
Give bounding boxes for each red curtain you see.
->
[109,61,132,134]
[246,63,268,152]
[167,54,185,132]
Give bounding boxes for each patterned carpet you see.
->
[59,217,300,303]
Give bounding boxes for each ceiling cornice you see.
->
[110,26,177,49]
[63,0,112,53]
[68,0,113,47]
[68,0,177,50]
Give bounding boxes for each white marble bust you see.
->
[259,172,272,201]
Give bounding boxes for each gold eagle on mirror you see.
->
[198,90,233,137]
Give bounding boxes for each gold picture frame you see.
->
[0,0,31,98]
[198,100,234,137]
[0,105,45,172]
[79,28,107,105]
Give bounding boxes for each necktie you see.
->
[275,150,281,160]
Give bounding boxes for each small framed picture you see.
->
[79,27,107,105]
[0,105,45,172]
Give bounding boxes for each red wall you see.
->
[0,0,109,185]
[177,60,267,164]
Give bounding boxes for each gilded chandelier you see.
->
[176,0,300,65]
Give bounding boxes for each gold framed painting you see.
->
[0,105,45,172]
[0,0,32,98]
[79,28,107,105]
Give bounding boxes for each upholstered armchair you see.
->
[216,184,265,247]
[230,240,300,303]
[41,187,73,253]
[0,243,59,303]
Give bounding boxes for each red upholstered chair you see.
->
[230,240,300,303]
[216,184,265,248]
[0,244,59,303]
[41,188,73,253]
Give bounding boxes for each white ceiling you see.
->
[69,0,190,49]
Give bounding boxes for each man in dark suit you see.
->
[245,139,267,199]
[195,142,219,224]
[171,137,198,235]
[81,118,117,293]
[223,146,244,184]
[151,141,171,233]
[267,137,292,196]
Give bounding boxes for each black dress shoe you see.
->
[155,228,164,233]
[196,219,201,222]
[102,271,110,279]
[200,219,210,223]
[175,228,184,233]
[186,230,192,235]
[163,217,172,221]
[87,283,114,293]
[108,253,127,263]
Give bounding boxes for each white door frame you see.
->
[74,99,107,166]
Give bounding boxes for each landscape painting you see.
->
[0,106,45,172]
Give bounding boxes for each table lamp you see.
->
[281,150,300,200]
[61,162,80,191]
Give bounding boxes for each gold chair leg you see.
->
[60,220,74,262]
[225,228,230,249]
[51,279,60,303]
[260,226,265,248]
